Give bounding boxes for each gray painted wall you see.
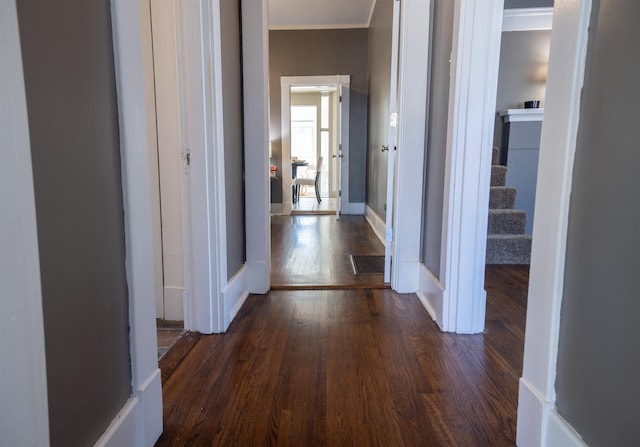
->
[366,0,393,219]
[421,0,454,278]
[495,30,551,112]
[555,1,640,445]
[504,0,553,8]
[16,1,131,445]
[269,29,369,203]
[220,0,245,279]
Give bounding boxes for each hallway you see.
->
[271,215,386,288]
[156,265,528,446]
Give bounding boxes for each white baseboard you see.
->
[392,259,420,293]
[364,205,386,245]
[223,265,249,330]
[503,7,554,32]
[139,368,163,446]
[163,286,184,320]
[246,259,269,294]
[517,378,547,447]
[517,376,588,447]
[417,264,444,326]
[341,201,365,215]
[95,368,162,447]
[270,203,283,215]
[545,409,587,447]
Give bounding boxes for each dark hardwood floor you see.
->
[271,215,386,288]
[156,265,529,446]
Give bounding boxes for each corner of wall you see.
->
[94,369,162,447]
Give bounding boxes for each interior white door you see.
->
[334,80,344,219]
[384,0,401,283]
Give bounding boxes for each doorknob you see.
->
[381,145,389,152]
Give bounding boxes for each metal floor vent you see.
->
[350,255,385,275]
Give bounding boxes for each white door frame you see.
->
[383,0,401,284]
[175,0,228,334]
[280,75,351,216]
[517,1,593,446]
[414,0,503,333]
[390,0,431,293]
[1,2,50,443]
[241,0,271,294]
[110,0,164,444]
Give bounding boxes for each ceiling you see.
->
[268,0,377,30]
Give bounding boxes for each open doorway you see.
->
[289,85,338,214]
[279,75,349,218]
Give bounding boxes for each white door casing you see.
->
[517,1,593,445]
[390,0,430,293]
[335,82,343,219]
[383,0,401,284]
[280,75,351,216]
[241,0,271,294]
[175,0,227,334]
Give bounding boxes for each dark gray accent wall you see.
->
[269,29,369,203]
[555,1,640,445]
[16,1,131,446]
[220,0,245,279]
[366,0,393,219]
[421,0,454,278]
[495,30,551,112]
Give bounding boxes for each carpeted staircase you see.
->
[486,147,531,264]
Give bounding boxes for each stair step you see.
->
[491,165,507,187]
[492,146,501,165]
[488,209,527,234]
[486,234,532,264]
[489,186,516,209]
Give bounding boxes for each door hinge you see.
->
[182,148,191,167]
[386,227,393,242]
[339,190,342,197]
[339,95,342,103]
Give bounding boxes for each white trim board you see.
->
[0,2,50,444]
[94,369,162,447]
[438,0,503,333]
[222,266,250,331]
[242,0,271,294]
[391,0,430,294]
[110,0,164,444]
[341,202,365,215]
[417,265,444,323]
[365,205,386,245]
[503,7,554,32]
[269,24,369,30]
[516,0,593,445]
[177,0,228,334]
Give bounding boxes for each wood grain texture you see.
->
[156,266,528,446]
[271,215,386,288]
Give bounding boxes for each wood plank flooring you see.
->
[155,265,529,446]
[271,215,386,288]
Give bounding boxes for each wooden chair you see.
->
[293,156,323,203]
